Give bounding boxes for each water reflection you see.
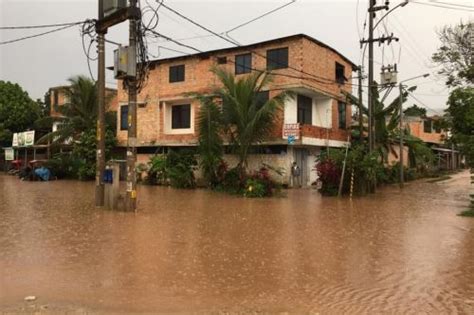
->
[0,172,473,313]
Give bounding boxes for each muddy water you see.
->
[1,172,473,314]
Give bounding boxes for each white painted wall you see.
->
[284,97,297,124]
[285,94,332,128]
[313,97,332,128]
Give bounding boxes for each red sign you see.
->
[282,123,300,139]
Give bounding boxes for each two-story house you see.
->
[116,34,356,186]
[406,115,461,169]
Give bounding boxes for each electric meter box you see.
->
[114,46,136,79]
[103,0,128,17]
[380,71,398,85]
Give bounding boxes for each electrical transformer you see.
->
[114,46,136,79]
[380,71,398,85]
[103,0,128,17]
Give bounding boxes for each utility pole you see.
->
[368,0,375,153]
[399,83,404,188]
[358,67,364,144]
[95,0,106,207]
[126,0,138,211]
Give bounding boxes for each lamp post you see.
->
[398,73,430,188]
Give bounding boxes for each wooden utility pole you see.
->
[126,0,138,211]
[358,67,364,144]
[95,0,106,207]
[368,0,375,153]
[398,83,404,188]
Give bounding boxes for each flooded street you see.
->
[1,171,473,314]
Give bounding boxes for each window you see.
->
[423,120,432,133]
[217,56,227,64]
[434,120,442,133]
[120,105,128,130]
[297,94,312,125]
[338,101,346,129]
[256,91,269,109]
[169,64,185,83]
[336,62,346,84]
[266,47,288,70]
[53,90,58,106]
[172,104,191,129]
[235,53,252,74]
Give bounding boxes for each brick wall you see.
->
[116,35,354,147]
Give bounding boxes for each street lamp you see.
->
[398,73,430,187]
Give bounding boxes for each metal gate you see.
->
[294,148,309,187]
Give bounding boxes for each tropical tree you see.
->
[432,21,473,88]
[343,84,425,164]
[445,87,474,215]
[0,81,41,147]
[37,75,114,144]
[37,75,116,180]
[194,67,293,178]
[195,95,223,186]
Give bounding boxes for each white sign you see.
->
[282,123,300,140]
[12,131,35,147]
[4,148,14,161]
[12,133,18,147]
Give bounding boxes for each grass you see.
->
[458,209,474,217]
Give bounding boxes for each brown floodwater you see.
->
[1,171,473,314]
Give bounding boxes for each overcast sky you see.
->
[0,0,472,114]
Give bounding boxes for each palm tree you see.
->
[37,75,114,144]
[343,84,423,163]
[195,67,293,176]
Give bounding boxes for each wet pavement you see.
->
[0,171,473,314]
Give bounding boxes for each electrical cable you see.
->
[0,21,85,30]
[411,1,474,12]
[225,0,296,34]
[0,22,84,45]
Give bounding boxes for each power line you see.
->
[406,91,442,115]
[429,0,474,9]
[159,3,353,86]
[147,30,203,52]
[411,1,474,12]
[225,0,297,34]
[0,21,85,30]
[0,22,84,45]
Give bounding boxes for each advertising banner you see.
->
[12,131,35,147]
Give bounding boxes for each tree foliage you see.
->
[36,75,115,144]
[404,104,427,117]
[0,81,41,146]
[194,68,293,176]
[432,21,473,87]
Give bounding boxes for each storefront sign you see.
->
[282,123,300,140]
[12,130,35,147]
[4,148,14,161]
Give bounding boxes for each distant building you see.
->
[115,34,357,186]
[405,115,461,169]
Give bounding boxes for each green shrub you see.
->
[146,150,198,189]
[147,155,167,185]
[167,149,198,189]
[45,153,80,179]
[244,178,266,197]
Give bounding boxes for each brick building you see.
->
[405,115,461,169]
[115,34,357,186]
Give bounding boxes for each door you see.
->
[294,148,309,187]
